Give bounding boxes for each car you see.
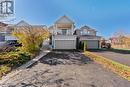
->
[6,40,22,47]
[101,41,111,49]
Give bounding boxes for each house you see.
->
[49,15,102,50]
[0,20,47,42]
[49,15,77,49]
[0,22,8,42]
[75,25,102,49]
[0,22,18,42]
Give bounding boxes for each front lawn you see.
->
[110,48,130,54]
[84,51,130,81]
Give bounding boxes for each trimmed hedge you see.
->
[84,51,130,81]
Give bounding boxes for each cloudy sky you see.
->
[14,0,130,38]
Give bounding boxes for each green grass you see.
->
[111,48,130,51]
[84,51,130,81]
[110,48,130,54]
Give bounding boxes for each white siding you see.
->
[53,35,77,40]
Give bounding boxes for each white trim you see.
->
[54,39,76,41]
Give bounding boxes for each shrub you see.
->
[83,42,87,52]
[0,52,31,67]
[0,65,11,78]
[12,26,49,54]
[0,51,31,78]
[79,41,87,51]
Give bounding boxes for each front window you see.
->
[88,31,90,34]
[62,29,67,35]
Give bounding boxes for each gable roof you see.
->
[15,20,30,26]
[80,25,96,31]
[0,22,8,27]
[55,15,74,24]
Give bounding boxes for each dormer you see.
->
[80,25,97,36]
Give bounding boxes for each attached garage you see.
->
[85,40,99,49]
[55,40,76,49]
[52,35,77,50]
[79,36,101,49]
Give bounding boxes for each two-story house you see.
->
[75,25,102,49]
[49,15,77,49]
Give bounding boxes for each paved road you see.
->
[91,50,130,66]
[1,51,130,87]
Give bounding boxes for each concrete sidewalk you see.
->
[0,40,51,84]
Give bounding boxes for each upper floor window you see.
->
[87,31,90,34]
[62,29,67,35]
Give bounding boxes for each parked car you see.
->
[6,40,22,47]
[101,40,111,49]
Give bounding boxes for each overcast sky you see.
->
[14,0,130,38]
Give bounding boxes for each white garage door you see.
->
[86,40,99,49]
[55,40,76,49]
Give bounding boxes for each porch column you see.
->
[54,24,58,35]
[71,24,74,35]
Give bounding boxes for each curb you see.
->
[0,49,51,85]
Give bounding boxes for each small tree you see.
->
[12,26,49,54]
[83,41,87,52]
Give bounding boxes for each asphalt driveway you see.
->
[1,51,130,87]
[91,50,130,66]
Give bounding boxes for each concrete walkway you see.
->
[0,40,51,85]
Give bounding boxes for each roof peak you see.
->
[15,20,30,26]
[55,15,74,24]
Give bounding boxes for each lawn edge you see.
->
[84,51,130,81]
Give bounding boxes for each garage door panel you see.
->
[86,40,99,49]
[55,40,76,49]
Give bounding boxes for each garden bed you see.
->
[0,51,31,79]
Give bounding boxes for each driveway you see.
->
[1,51,130,87]
[91,50,130,66]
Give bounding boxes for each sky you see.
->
[11,0,130,38]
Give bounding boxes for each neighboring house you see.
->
[0,20,47,42]
[75,25,102,49]
[49,15,77,49]
[0,22,7,42]
[0,22,18,42]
